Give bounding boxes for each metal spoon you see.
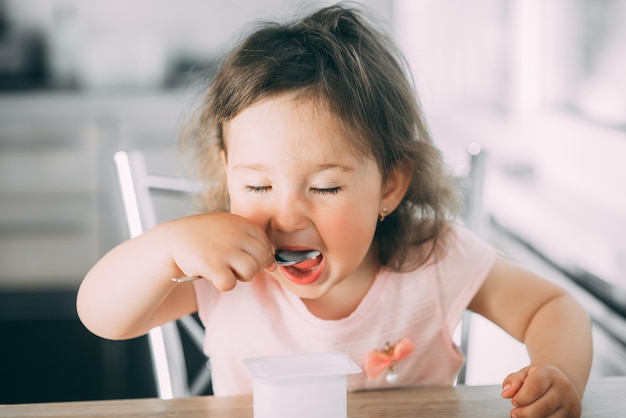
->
[273,249,321,266]
[171,249,321,283]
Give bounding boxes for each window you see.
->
[554,0,626,129]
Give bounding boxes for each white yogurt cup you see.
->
[243,352,362,418]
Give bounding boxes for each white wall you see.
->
[4,0,393,89]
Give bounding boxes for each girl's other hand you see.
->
[501,363,582,418]
[165,212,276,291]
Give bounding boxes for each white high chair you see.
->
[113,149,211,399]
[455,143,488,384]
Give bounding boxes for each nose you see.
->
[269,190,310,232]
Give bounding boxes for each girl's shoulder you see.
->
[398,222,483,270]
[434,222,496,267]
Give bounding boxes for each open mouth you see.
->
[279,253,324,285]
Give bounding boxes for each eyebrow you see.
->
[232,162,356,172]
[231,163,267,171]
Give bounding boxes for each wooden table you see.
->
[2,376,624,417]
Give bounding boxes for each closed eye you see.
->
[311,187,340,195]
[245,185,272,193]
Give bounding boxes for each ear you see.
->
[381,165,411,214]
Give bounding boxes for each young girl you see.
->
[78,5,592,417]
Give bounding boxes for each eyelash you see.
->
[245,185,271,193]
[311,187,340,195]
[244,186,340,195]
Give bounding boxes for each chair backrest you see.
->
[113,149,211,399]
[455,143,488,385]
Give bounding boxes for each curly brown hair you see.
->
[180,4,460,271]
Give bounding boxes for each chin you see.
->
[280,275,335,300]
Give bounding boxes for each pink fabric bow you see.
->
[364,338,415,380]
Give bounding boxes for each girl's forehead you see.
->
[226,93,334,130]
[223,93,369,159]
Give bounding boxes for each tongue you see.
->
[291,256,320,270]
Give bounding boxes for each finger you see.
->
[196,240,269,288]
[502,367,529,399]
[222,213,273,264]
[265,259,278,272]
[228,252,265,283]
[206,266,239,291]
[510,388,563,418]
[243,226,275,269]
[239,236,275,273]
[511,370,552,408]
[246,226,271,247]
[244,222,273,251]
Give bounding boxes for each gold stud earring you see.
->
[378,207,389,222]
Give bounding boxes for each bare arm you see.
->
[77,213,275,340]
[469,255,592,417]
[77,221,195,340]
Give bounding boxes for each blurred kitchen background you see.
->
[1,0,625,404]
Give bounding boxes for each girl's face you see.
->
[223,93,405,316]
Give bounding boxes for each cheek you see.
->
[320,204,378,254]
[228,193,266,227]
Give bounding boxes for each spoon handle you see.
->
[171,276,201,283]
[171,250,321,283]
